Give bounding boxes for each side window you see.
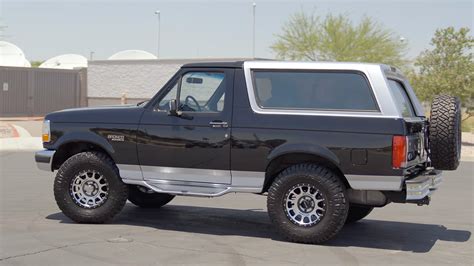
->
[179,72,225,112]
[387,79,415,117]
[156,72,226,112]
[253,71,378,111]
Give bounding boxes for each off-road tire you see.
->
[128,185,175,208]
[267,164,349,244]
[54,151,128,223]
[345,205,373,224]
[429,94,462,170]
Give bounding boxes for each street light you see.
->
[252,2,256,58]
[154,10,161,58]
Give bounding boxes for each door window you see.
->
[179,72,225,112]
[157,71,226,113]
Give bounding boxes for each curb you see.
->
[0,123,32,139]
[0,117,44,121]
[0,123,19,138]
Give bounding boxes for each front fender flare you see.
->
[51,131,116,160]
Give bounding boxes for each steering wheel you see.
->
[184,95,202,111]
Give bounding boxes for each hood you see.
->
[45,105,145,124]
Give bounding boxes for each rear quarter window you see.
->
[387,79,416,117]
[252,70,378,111]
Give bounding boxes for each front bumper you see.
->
[405,169,443,200]
[35,150,56,171]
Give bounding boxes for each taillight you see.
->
[392,136,407,169]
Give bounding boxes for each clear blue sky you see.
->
[1,0,472,61]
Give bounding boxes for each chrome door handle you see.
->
[209,121,228,128]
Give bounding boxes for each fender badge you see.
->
[107,135,125,142]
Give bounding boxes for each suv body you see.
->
[35,61,446,243]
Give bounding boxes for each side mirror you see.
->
[168,99,193,120]
[168,99,179,116]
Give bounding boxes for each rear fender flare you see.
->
[267,143,340,167]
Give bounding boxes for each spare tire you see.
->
[429,94,462,170]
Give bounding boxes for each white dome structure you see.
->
[108,50,157,60]
[39,54,87,69]
[0,41,27,67]
[23,58,31,67]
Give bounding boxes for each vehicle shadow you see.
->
[46,204,470,253]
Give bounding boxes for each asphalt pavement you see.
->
[0,151,473,265]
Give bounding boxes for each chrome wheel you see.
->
[70,170,109,208]
[284,183,326,227]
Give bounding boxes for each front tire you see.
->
[267,164,349,244]
[128,185,175,208]
[54,151,128,223]
[345,205,373,224]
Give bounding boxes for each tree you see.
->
[410,27,473,120]
[30,61,43,68]
[271,12,407,68]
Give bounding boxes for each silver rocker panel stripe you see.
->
[117,164,143,180]
[345,174,404,191]
[118,164,404,192]
[231,170,265,187]
[117,164,265,196]
[141,165,232,184]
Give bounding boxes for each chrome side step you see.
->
[122,179,262,197]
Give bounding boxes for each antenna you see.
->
[0,23,12,40]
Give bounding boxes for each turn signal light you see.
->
[392,136,407,169]
[42,120,51,143]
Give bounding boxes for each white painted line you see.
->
[11,124,32,138]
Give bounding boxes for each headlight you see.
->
[42,120,51,143]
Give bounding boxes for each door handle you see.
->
[209,121,228,128]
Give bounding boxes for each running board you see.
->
[122,179,262,197]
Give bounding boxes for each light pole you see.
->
[252,2,256,58]
[154,10,161,58]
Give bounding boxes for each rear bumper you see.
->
[35,150,55,171]
[405,169,443,200]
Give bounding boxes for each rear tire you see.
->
[54,152,128,223]
[267,164,349,244]
[128,185,175,208]
[429,94,462,170]
[345,205,373,224]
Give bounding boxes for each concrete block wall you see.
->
[87,58,249,106]
[87,60,181,106]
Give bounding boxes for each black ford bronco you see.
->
[36,61,461,244]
